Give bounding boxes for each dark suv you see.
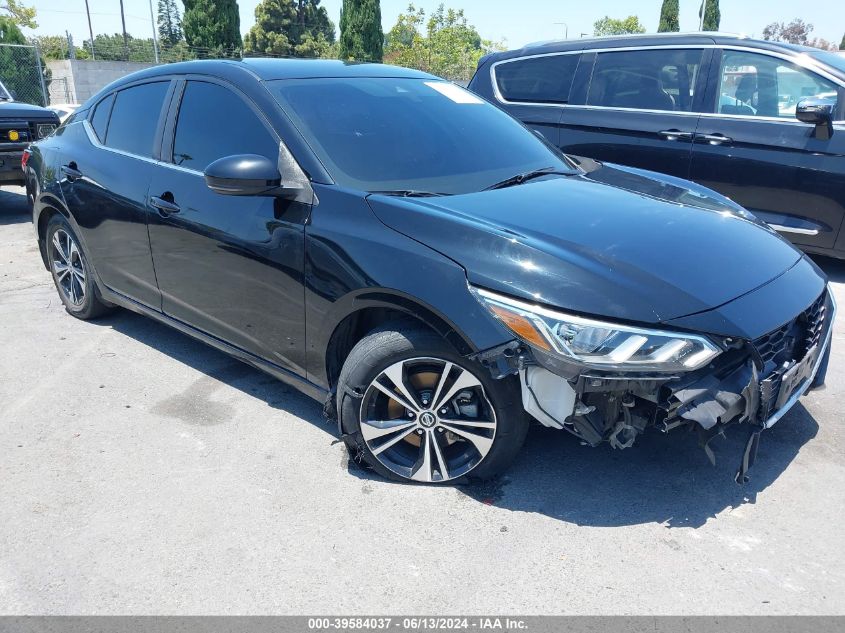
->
[470,33,845,259]
[26,59,833,484]
[0,79,59,191]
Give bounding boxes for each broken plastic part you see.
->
[519,366,576,430]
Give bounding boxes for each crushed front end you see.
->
[471,283,835,483]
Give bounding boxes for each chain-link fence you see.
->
[0,43,48,106]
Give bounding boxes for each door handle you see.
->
[61,163,83,181]
[697,133,733,146]
[657,130,694,142]
[149,195,181,216]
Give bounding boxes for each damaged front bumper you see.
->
[474,288,836,483]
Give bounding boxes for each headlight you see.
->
[37,124,56,139]
[472,286,721,372]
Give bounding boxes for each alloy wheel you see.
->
[359,357,497,482]
[51,229,86,307]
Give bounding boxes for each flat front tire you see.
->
[338,324,528,484]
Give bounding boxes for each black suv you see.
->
[26,60,833,484]
[0,79,59,191]
[470,33,845,259]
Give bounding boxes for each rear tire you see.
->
[337,324,528,484]
[46,215,112,320]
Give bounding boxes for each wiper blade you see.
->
[484,166,571,191]
[369,190,449,198]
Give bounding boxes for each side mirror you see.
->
[796,98,834,140]
[204,154,282,196]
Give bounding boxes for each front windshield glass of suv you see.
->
[808,51,845,74]
[269,77,576,195]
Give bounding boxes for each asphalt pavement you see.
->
[1,185,844,614]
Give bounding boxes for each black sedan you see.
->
[26,59,834,484]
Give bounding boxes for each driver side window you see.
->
[717,50,838,119]
[172,81,279,172]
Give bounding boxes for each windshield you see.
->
[269,77,575,195]
[808,50,845,76]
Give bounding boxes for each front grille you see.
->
[803,292,827,353]
[754,290,829,421]
[0,120,32,145]
[753,291,827,373]
[754,322,792,366]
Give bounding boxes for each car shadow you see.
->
[345,404,818,528]
[0,189,30,225]
[81,251,838,529]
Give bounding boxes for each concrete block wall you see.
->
[47,60,156,104]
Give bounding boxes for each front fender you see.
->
[304,184,513,387]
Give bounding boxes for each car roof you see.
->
[112,58,438,84]
[486,32,833,62]
[80,58,441,110]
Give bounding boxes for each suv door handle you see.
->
[149,195,181,216]
[657,130,694,141]
[61,163,83,181]
[697,133,733,146]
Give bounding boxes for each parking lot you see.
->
[1,183,844,614]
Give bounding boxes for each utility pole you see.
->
[148,0,160,63]
[84,0,96,60]
[699,0,707,31]
[119,0,129,61]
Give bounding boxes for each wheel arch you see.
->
[34,194,72,269]
[323,290,478,390]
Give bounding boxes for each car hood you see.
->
[367,162,802,324]
[0,101,59,121]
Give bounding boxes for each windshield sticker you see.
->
[425,81,484,104]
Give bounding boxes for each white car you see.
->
[48,103,80,124]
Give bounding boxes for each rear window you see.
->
[104,82,169,158]
[494,54,579,103]
[90,93,114,142]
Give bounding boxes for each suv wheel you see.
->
[46,215,112,320]
[338,324,528,484]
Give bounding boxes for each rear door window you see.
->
[587,48,704,112]
[104,81,170,158]
[89,93,114,142]
[494,54,580,104]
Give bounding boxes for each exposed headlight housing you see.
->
[472,286,721,372]
[37,123,56,139]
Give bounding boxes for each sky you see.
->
[24,0,845,50]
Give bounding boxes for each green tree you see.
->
[183,0,242,56]
[593,15,646,36]
[158,0,184,46]
[31,35,92,60]
[762,19,813,44]
[384,4,503,81]
[339,0,383,62]
[658,0,679,33]
[0,0,36,29]
[0,16,47,104]
[244,0,335,58]
[699,0,720,31]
